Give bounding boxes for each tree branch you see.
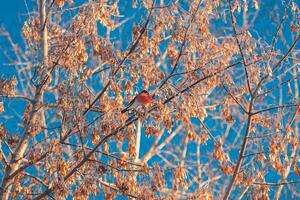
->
[223,98,254,200]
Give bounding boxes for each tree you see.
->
[0,0,299,199]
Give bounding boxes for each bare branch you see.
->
[62,142,143,167]
[252,103,299,115]
[253,181,300,186]
[223,99,254,200]
[0,94,33,102]
[23,172,48,188]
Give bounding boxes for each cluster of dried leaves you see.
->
[0,0,299,199]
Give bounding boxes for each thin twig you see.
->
[228,0,252,96]
[253,181,300,186]
[252,103,299,115]
[88,159,144,172]
[242,151,266,158]
[222,85,248,114]
[62,142,143,167]
[257,74,300,98]
[159,0,203,89]
[23,172,48,188]
[0,95,32,102]
[270,0,292,51]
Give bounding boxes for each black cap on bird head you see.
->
[141,90,149,94]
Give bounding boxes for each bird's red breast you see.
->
[136,92,152,105]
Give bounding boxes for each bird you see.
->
[121,90,152,113]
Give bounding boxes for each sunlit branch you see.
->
[40,0,48,66]
[153,0,173,9]
[200,175,223,188]
[41,125,61,131]
[180,134,189,167]
[271,62,300,81]
[169,54,227,78]
[52,2,105,14]
[135,119,142,164]
[156,152,175,168]
[238,186,249,200]
[0,62,28,67]
[3,141,13,155]
[0,144,8,165]
[140,128,164,162]
[196,136,201,183]
[156,126,181,150]
[92,65,111,76]
[199,121,218,145]
[7,152,48,181]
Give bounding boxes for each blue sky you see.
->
[0,0,29,43]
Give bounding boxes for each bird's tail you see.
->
[121,108,127,113]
